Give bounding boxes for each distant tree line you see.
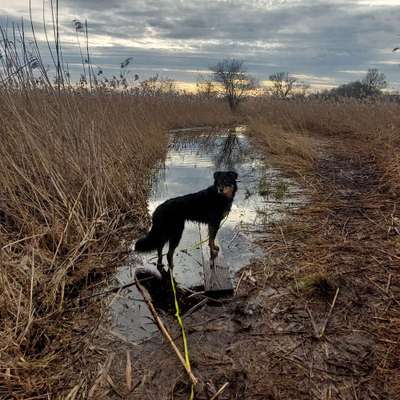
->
[61,52,392,108]
[196,59,391,109]
[325,69,387,99]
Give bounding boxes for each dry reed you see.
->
[0,88,235,398]
[243,97,400,399]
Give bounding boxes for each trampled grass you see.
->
[244,97,400,399]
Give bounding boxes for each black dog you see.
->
[135,171,238,269]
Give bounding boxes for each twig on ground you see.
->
[385,273,392,294]
[305,305,320,339]
[78,281,137,301]
[88,353,115,399]
[210,382,229,400]
[183,298,208,318]
[126,351,133,391]
[135,274,198,386]
[305,288,340,339]
[319,287,340,338]
[279,226,288,248]
[106,374,124,398]
[78,275,157,302]
[234,270,246,295]
[367,277,400,306]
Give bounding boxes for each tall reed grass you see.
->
[0,11,240,395]
[0,89,235,398]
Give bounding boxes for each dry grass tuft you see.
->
[248,113,317,172]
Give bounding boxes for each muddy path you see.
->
[91,134,399,400]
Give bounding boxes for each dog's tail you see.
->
[135,226,163,252]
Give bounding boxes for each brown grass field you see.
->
[1,90,400,399]
[243,99,400,399]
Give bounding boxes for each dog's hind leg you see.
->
[167,224,184,270]
[156,246,164,271]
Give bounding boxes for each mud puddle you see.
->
[108,127,305,342]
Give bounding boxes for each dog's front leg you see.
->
[208,223,220,259]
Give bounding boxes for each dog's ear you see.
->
[228,171,238,180]
[213,171,223,181]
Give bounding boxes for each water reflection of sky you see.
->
[147,133,268,283]
[110,129,305,342]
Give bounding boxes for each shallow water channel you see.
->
[109,127,304,342]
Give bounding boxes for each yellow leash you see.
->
[150,216,230,399]
[169,268,195,399]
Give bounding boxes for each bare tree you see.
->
[210,59,256,111]
[326,68,388,99]
[269,72,297,98]
[362,68,387,96]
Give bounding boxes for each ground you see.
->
[87,135,399,400]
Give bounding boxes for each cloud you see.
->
[1,0,400,89]
[339,70,368,74]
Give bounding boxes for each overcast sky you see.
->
[1,0,400,90]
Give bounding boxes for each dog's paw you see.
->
[210,247,219,259]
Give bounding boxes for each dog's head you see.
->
[213,171,239,199]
